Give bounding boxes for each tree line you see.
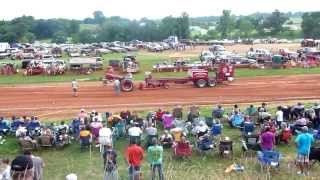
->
[0,10,319,44]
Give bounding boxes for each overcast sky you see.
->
[0,0,319,20]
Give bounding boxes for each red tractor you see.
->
[104,63,234,92]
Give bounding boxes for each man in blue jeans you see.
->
[295,126,314,175]
[147,138,164,180]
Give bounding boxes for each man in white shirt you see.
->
[128,123,142,145]
[145,124,157,136]
[99,125,113,152]
[114,79,121,96]
[71,79,78,97]
[275,106,284,127]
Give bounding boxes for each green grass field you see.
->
[1,104,320,180]
[1,51,320,85]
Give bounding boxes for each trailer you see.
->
[104,63,235,92]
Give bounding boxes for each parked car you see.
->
[200,51,215,62]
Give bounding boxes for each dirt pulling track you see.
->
[0,74,319,120]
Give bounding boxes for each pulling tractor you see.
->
[104,63,235,92]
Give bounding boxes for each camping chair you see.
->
[0,121,10,136]
[241,134,260,157]
[19,139,38,151]
[80,135,92,152]
[309,147,320,167]
[39,135,54,148]
[205,117,214,127]
[173,141,192,158]
[10,120,22,134]
[173,107,183,119]
[219,140,233,158]
[242,122,255,136]
[70,119,81,137]
[211,124,222,140]
[145,134,158,149]
[257,151,281,172]
[114,121,126,139]
[197,134,214,154]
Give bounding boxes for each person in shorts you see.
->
[71,79,78,97]
[295,126,314,175]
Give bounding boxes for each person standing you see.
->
[10,155,34,180]
[260,127,275,151]
[114,79,121,96]
[275,106,284,127]
[103,143,118,180]
[147,138,164,180]
[295,126,314,175]
[71,79,78,97]
[24,151,44,180]
[125,141,144,180]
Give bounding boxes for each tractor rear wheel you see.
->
[196,79,207,88]
[207,79,216,87]
[120,79,134,92]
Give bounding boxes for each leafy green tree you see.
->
[177,12,190,39]
[2,32,17,43]
[52,31,67,44]
[75,29,96,43]
[93,11,106,24]
[263,10,288,35]
[159,16,179,38]
[302,12,320,38]
[236,17,254,38]
[24,32,36,43]
[217,10,235,38]
[206,29,220,39]
[67,20,80,35]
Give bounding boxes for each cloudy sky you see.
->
[0,0,319,20]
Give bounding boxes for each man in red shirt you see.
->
[125,141,144,180]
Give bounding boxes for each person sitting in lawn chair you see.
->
[39,126,54,147]
[156,109,165,122]
[11,116,23,133]
[145,123,158,149]
[128,123,143,145]
[212,105,225,119]
[70,118,81,139]
[173,136,192,158]
[159,130,173,148]
[194,121,209,138]
[276,123,292,145]
[172,105,183,119]
[228,111,244,128]
[90,118,103,142]
[79,126,92,151]
[0,117,10,136]
[291,116,308,135]
[27,116,41,137]
[197,133,214,153]
[187,105,200,123]
[246,104,257,117]
[292,102,305,120]
[162,112,174,129]
[114,119,126,139]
